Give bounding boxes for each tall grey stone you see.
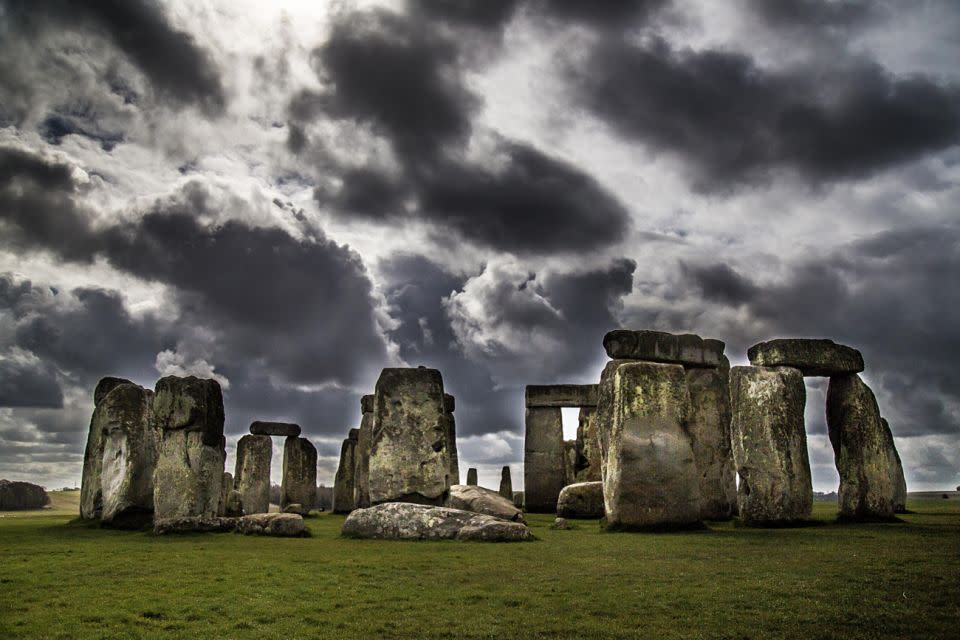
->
[827,374,901,521]
[353,396,373,508]
[603,361,701,530]
[730,366,812,526]
[499,466,513,500]
[367,368,452,505]
[466,468,478,486]
[523,406,564,513]
[333,429,358,514]
[443,393,460,485]
[574,407,600,482]
[595,359,635,481]
[151,376,226,522]
[80,376,133,520]
[235,434,272,515]
[882,418,908,513]
[685,362,736,520]
[218,472,233,516]
[281,436,317,515]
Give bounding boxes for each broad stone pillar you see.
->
[574,407,600,482]
[353,395,373,508]
[603,361,700,530]
[80,376,133,520]
[827,374,901,521]
[595,359,635,480]
[730,366,812,526]
[685,363,736,520]
[152,376,226,522]
[333,429,358,514]
[466,468,478,486]
[281,436,317,515]
[523,406,564,513]
[235,434,272,515]
[499,466,513,500]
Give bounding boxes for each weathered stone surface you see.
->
[0,480,49,510]
[574,407,601,482]
[281,436,317,515]
[827,374,901,521]
[99,383,157,527]
[747,339,864,377]
[602,330,724,368]
[730,366,812,526]
[218,472,233,516]
[282,503,303,514]
[342,503,533,542]
[368,368,452,505]
[525,384,598,408]
[81,376,134,519]
[564,440,577,486]
[685,363,737,520]
[603,362,701,530]
[556,481,604,519]
[499,466,513,500]
[443,393,455,413]
[524,406,564,513]
[466,468,478,486]
[550,517,572,530]
[360,394,374,414]
[153,516,237,535]
[443,411,459,485]
[94,377,133,407]
[333,433,357,514]
[595,359,636,482]
[152,376,225,521]
[882,418,908,513]
[224,489,244,518]
[447,484,526,523]
[236,513,309,537]
[513,491,524,509]
[250,421,301,437]
[353,406,373,508]
[235,434,272,515]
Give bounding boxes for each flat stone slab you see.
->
[747,339,864,376]
[603,330,724,368]
[341,502,533,542]
[446,485,526,523]
[525,384,599,408]
[250,421,301,437]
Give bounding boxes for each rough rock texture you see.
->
[224,489,244,518]
[447,484,526,523]
[602,330,724,368]
[564,440,577,486]
[94,377,133,407]
[499,466,513,500]
[524,385,598,408]
[603,362,701,530]
[151,376,225,521]
[882,418,908,513]
[98,383,157,527]
[81,376,132,520]
[282,503,303,514]
[153,516,237,534]
[747,339,864,376]
[574,407,601,482]
[354,400,373,508]
[550,517,572,530]
[218,472,233,516]
[730,366,812,526]
[281,436,317,515]
[827,374,901,521]
[0,480,50,510]
[513,491,524,509]
[249,421,301,437]
[595,359,636,481]
[443,410,460,485]
[685,364,737,520]
[466,468,478,486]
[342,503,533,542]
[524,406,564,513]
[368,368,452,505]
[333,430,358,514]
[443,393,455,413]
[235,434,272,515]
[236,513,309,537]
[556,481,604,519]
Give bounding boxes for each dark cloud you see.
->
[533,0,670,28]
[0,354,64,408]
[407,0,521,32]
[681,262,759,306]
[747,0,877,32]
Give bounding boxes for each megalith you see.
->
[826,374,901,521]
[685,363,737,520]
[748,339,864,376]
[151,376,226,522]
[367,368,452,505]
[603,361,701,530]
[353,394,373,508]
[80,376,133,520]
[575,407,601,482]
[443,393,460,484]
[235,434,272,515]
[281,436,317,515]
[556,481,604,519]
[729,366,812,525]
[882,418,908,513]
[333,429,358,514]
[250,421,301,437]
[466,468,478,486]
[218,472,233,516]
[499,466,513,500]
[603,330,724,368]
[523,406,564,513]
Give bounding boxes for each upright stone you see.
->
[730,366,812,525]
[603,361,701,530]
[499,466,513,500]
[827,374,900,521]
[443,394,460,485]
[466,468,478,486]
[281,436,317,515]
[235,434,272,515]
[354,395,374,508]
[367,368,452,505]
[563,440,577,486]
[152,376,226,522]
[595,359,636,481]
[524,406,564,513]
[882,419,908,513]
[218,472,233,517]
[80,376,133,520]
[685,362,737,520]
[333,429,358,514]
[574,407,601,482]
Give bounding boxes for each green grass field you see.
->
[1,491,958,639]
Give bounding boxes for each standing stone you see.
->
[235,434,272,515]
[730,366,812,526]
[523,406,564,513]
[882,419,908,513]
[443,394,460,485]
[218,472,233,516]
[151,376,226,522]
[574,407,601,482]
[281,436,317,515]
[499,466,513,500]
[333,429,358,514]
[80,376,133,520]
[354,395,373,508]
[99,383,157,527]
[367,368,452,505]
[594,359,636,481]
[685,363,737,520]
[466,468,478,486]
[563,440,577,486]
[603,361,701,530]
[827,374,901,521]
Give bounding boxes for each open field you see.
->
[1,491,958,639]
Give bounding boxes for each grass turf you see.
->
[1,491,957,639]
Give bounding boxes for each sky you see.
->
[0,0,957,492]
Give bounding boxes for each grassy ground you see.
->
[1,491,958,639]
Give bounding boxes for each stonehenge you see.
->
[447,484,526,523]
[499,466,513,500]
[748,339,864,376]
[685,363,737,520]
[342,503,533,542]
[235,434,272,515]
[333,429,358,514]
[353,395,374,508]
[250,421,301,437]
[556,481,604,519]
[466,468,478,486]
[281,436,317,515]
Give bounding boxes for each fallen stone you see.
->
[466,468,478,486]
[602,330,724,368]
[447,484,526,523]
[523,406,565,513]
[524,384,598,408]
[234,434,272,515]
[685,363,737,520]
[0,480,49,510]
[747,339,864,376]
[153,516,237,535]
[499,466,513,501]
[730,366,812,526]
[281,436,317,515]
[333,431,357,514]
[236,513,309,537]
[550,517,572,530]
[250,421,301,437]
[282,503,304,514]
[556,481,604,519]
[341,502,533,542]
